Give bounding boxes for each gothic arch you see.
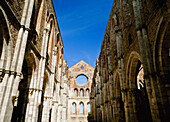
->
[153,16,170,82]
[126,51,142,88]
[126,51,152,122]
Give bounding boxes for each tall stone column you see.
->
[132,0,169,121]
[32,26,50,122]
[51,82,60,122]
[57,103,62,122]
[51,102,58,122]
[0,0,35,121]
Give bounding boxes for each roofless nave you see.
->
[0,0,169,122]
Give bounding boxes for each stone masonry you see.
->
[0,0,69,122]
[67,61,94,122]
[90,0,170,122]
[0,0,170,122]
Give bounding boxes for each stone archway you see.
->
[126,52,152,122]
[153,18,170,120]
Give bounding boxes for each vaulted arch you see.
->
[126,51,152,122]
[154,17,170,89]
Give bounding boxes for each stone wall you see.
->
[90,0,170,122]
[0,0,69,122]
[68,61,94,122]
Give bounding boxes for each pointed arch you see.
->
[153,16,170,83]
[126,51,152,121]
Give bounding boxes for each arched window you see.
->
[135,61,152,121]
[80,103,84,114]
[76,75,88,85]
[88,103,91,114]
[74,89,78,96]
[86,89,89,96]
[72,103,76,115]
[80,89,84,97]
[137,64,144,89]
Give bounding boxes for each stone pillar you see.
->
[32,26,50,122]
[62,107,67,122]
[132,0,169,121]
[0,0,35,121]
[51,102,58,122]
[57,103,62,122]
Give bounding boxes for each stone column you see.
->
[57,103,62,122]
[51,102,58,122]
[132,0,169,121]
[0,0,35,121]
[32,26,50,122]
[51,82,59,122]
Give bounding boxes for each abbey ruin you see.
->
[0,0,169,122]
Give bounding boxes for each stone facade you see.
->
[67,61,94,122]
[0,0,69,122]
[90,0,170,122]
[1,0,170,122]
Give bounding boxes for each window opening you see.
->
[72,103,76,115]
[86,89,89,96]
[80,103,84,114]
[74,89,78,96]
[80,89,84,97]
[88,103,91,114]
[81,66,84,70]
[76,75,88,85]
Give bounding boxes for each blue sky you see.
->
[52,0,114,68]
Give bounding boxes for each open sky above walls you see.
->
[52,0,114,68]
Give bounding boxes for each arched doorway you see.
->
[127,53,152,122]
